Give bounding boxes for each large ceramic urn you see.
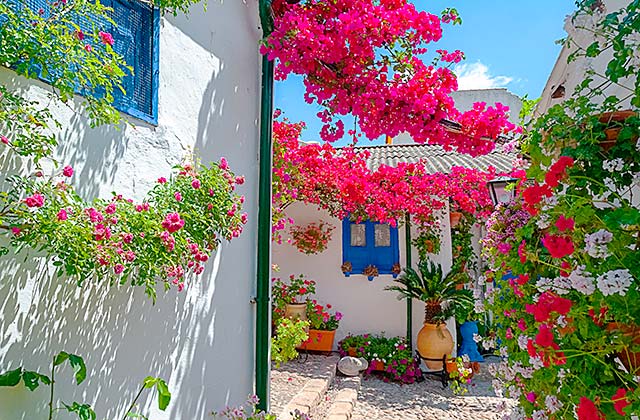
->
[284,302,308,322]
[417,303,454,370]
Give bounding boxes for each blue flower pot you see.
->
[344,272,351,277]
[367,276,374,282]
[459,321,484,362]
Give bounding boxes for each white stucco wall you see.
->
[0,1,262,419]
[537,0,636,115]
[451,89,523,124]
[272,202,458,363]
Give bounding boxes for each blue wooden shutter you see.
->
[342,219,399,275]
[9,0,159,124]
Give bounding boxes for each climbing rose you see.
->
[62,165,74,177]
[24,193,45,208]
[98,31,114,46]
[219,157,229,170]
[162,212,185,233]
[191,179,201,189]
[93,223,111,241]
[174,191,182,202]
[57,209,68,221]
[157,177,167,184]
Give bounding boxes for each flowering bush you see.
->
[272,115,507,240]
[290,221,334,254]
[263,0,517,153]
[479,3,640,418]
[271,274,317,320]
[0,161,246,300]
[305,300,342,331]
[481,201,531,269]
[447,355,474,395]
[338,334,422,384]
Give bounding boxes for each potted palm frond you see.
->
[385,260,474,370]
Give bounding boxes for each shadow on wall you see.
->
[0,0,261,419]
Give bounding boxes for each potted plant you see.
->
[385,260,474,370]
[290,221,335,255]
[363,264,378,281]
[341,261,352,277]
[298,300,342,352]
[272,274,316,323]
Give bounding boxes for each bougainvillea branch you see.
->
[272,114,509,242]
[263,0,519,154]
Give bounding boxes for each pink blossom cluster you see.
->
[273,118,508,238]
[263,0,517,154]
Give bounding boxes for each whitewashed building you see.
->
[0,1,265,418]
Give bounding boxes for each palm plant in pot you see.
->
[386,260,474,370]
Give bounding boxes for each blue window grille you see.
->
[342,218,399,276]
[11,0,160,124]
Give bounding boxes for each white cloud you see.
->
[453,62,514,90]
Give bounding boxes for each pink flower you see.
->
[157,177,167,184]
[86,208,104,223]
[24,193,45,208]
[555,215,575,232]
[241,213,248,224]
[219,157,229,170]
[114,264,124,274]
[191,179,201,189]
[105,202,117,214]
[93,223,111,241]
[62,165,74,177]
[335,311,343,321]
[174,191,182,202]
[1,136,8,144]
[85,44,92,53]
[235,176,245,185]
[122,233,133,244]
[162,212,185,233]
[525,392,536,403]
[98,31,114,46]
[124,251,136,262]
[11,227,21,236]
[74,30,84,41]
[57,209,68,221]
[35,171,43,177]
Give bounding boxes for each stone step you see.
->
[324,376,361,420]
[277,355,339,420]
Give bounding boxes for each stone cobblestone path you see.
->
[271,355,516,420]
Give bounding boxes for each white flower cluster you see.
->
[602,158,625,172]
[569,265,596,295]
[532,410,548,420]
[536,213,551,230]
[596,269,634,296]
[545,395,563,413]
[517,335,529,351]
[502,407,526,420]
[584,229,613,258]
[473,333,483,343]
[529,355,544,370]
[536,276,571,295]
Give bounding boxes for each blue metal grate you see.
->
[10,0,159,124]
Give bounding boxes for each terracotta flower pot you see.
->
[369,360,385,371]
[417,323,454,370]
[347,347,358,357]
[284,303,308,322]
[598,110,638,152]
[449,212,463,228]
[298,329,336,352]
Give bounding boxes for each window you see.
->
[13,0,160,124]
[342,218,399,275]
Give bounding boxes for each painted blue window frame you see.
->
[10,0,160,124]
[342,218,400,275]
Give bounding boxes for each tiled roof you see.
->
[353,143,516,174]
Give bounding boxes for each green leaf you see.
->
[68,354,87,385]
[143,376,159,388]
[0,368,23,387]
[53,351,70,366]
[155,379,171,411]
[22,371,51,391]
[62,402,96,420]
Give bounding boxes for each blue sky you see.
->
[273,1,577,144]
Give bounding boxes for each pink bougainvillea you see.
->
[263,0,517,154]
